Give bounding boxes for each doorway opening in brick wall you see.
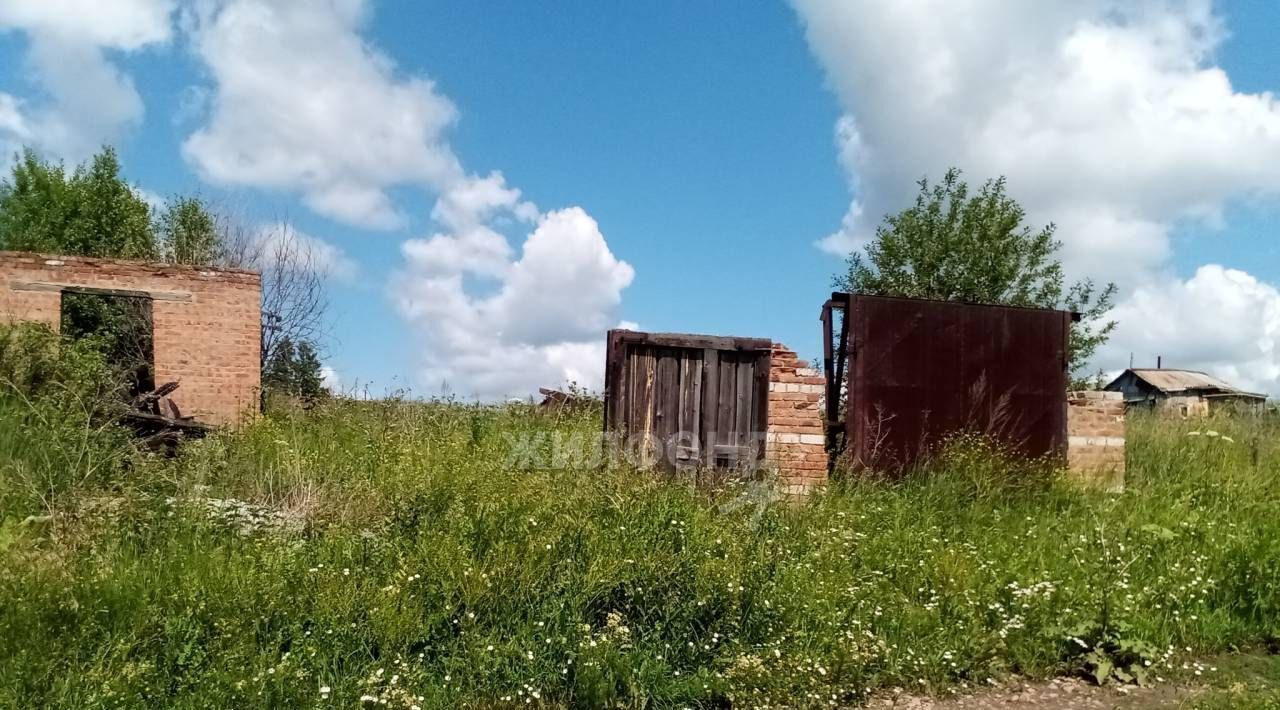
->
[59,290,156,396]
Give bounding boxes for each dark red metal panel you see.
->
[844,294,1069,473]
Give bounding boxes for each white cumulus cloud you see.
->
[181,1,636,397]
[0,93,31,172]
[0,0,173,161]
[1101,265,1280,395]
[792,0,1280,391]
[394,205,634,400]
[182,0,463,229]
[0,0,172,47]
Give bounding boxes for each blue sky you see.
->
[1178,0,1280,281]
[2,1,1280,397]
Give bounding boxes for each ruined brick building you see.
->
[0,252,261,425]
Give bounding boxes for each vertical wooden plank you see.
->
[634,346,657,468]
[619,338,632,438]
[604,330,628,436]
[675,352,690,437]
[618,338,628,436]
[716,351,737,461]
[821,302,834,386]
[753,349,771,464]
[653,348,679,472]
[672,350,688,468]
[675,350,703,464]
[734,353,754,447]
[625,346,639,437]
[603,331,615,432]
[700,349,720,468]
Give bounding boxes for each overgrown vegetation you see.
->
[1,329,1277,707]
[0,324,132,514]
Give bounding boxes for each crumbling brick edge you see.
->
[764,343,829,496]
[1066,390,1126,491]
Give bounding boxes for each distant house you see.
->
[1103,368,1266,415]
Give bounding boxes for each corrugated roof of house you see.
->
[1108,368,1265,399]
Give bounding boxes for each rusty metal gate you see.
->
[604,330,771,472]
[823,293,1073,473]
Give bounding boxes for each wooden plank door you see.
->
[604,330,771,474]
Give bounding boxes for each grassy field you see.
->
[1,331,1279,708]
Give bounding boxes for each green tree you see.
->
[0,150,75,254]
[159,195,222,265]
[837,168,1116,386]
[68,148,155,260]
[263,337,328,402]
[0,147,154,259]
[292,341,327,400]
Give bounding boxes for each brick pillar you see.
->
[1067,391,1126,491]
[765,343,828,495]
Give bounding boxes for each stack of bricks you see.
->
[764,344,829,495]
[1067,391,1126,491]
[0,252,262,426]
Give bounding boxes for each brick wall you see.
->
[0,252,261,426]
[1067,390,1125,490]
[765,344,828,494]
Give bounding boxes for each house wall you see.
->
[1067,391,1125,490]
[1132,395,1265,417]
[1104,371,1151,403]
[0,252,261,425]
[1207,395,1267,415]
[1158,395,1210,417]
[765,344,828,495]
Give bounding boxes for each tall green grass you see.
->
[0,324,132,518]
[1,374,1278,707]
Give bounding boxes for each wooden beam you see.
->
[9,280,192,302]
[609,330,771,352]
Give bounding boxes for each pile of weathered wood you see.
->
[537,387,594,416]
[121,381,212,454]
